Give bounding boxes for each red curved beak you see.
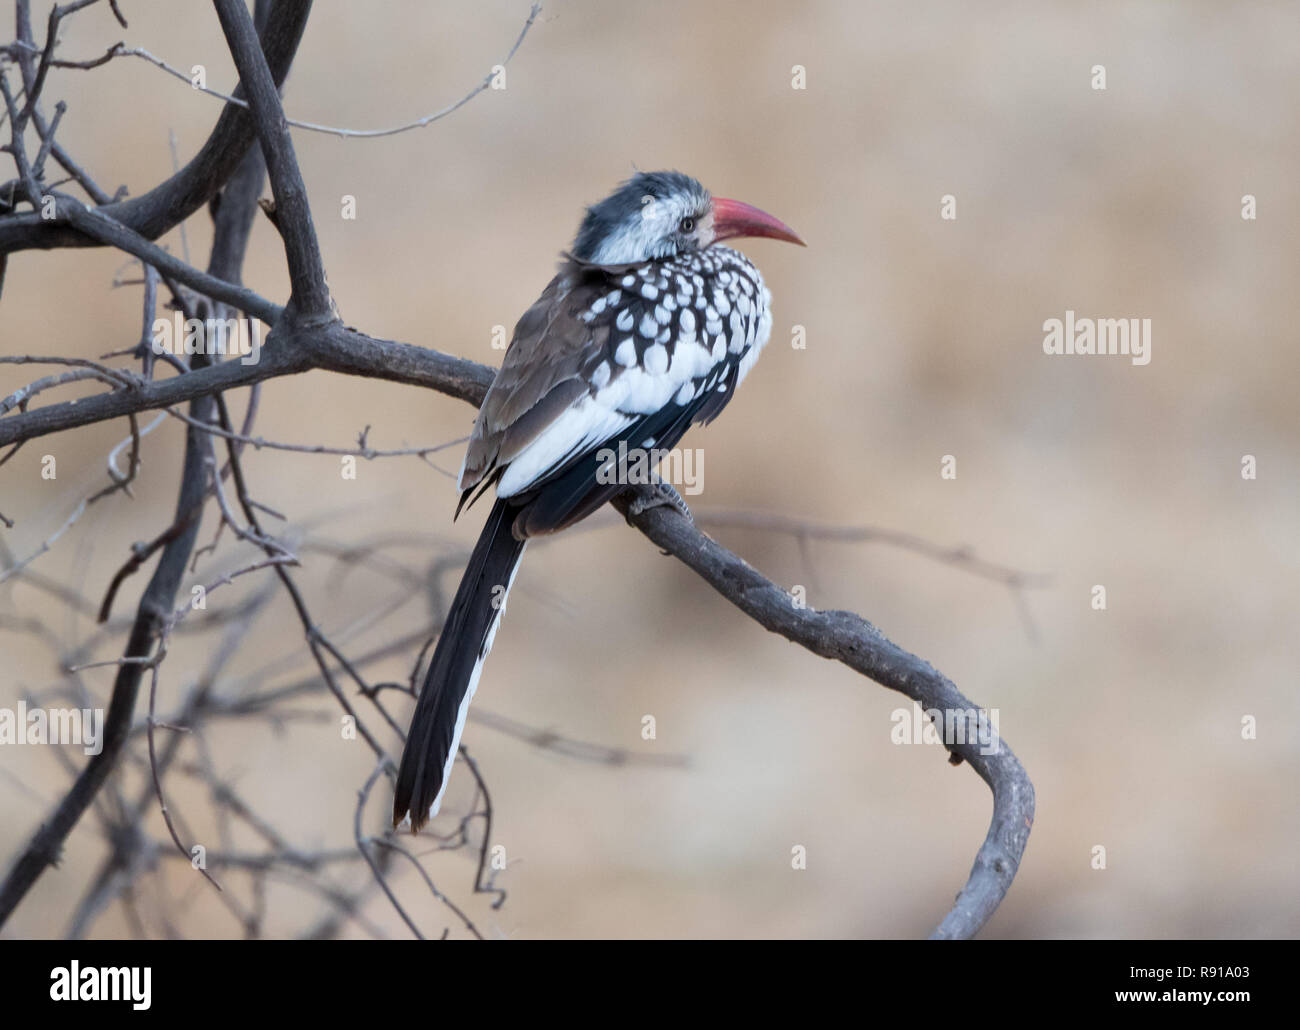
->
[711,197,805,247]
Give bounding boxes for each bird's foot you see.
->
[626,481,694,523]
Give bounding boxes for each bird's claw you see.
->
[626,481,694,523]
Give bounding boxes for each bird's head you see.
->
[571,170,803,265]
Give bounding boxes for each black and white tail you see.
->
[393,498,526,830]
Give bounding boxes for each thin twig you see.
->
[67,5,541,140]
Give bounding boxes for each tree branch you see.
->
[0,310,1034,937]
[0,0,1033,938]
[56,192,282,322]
[102,3,539,140]
[0,322,494,447]
[611,492,1036,939]
[212,0,331,321]
[0,110,272,932]
[0,0,312,254]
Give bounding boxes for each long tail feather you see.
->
[393,498,526,830]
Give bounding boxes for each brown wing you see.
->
[459,258,634,500]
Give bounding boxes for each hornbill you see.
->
[394,170,803,830]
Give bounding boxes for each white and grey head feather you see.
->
[573,171,714,265]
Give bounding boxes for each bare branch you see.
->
[613,490,1036,939]
[0,0,312,254]
[0,323,494,448]
[100,4,541,140]
[55,192,282,322]
[160,405,468,462]
[213,0,331,320]
[353,760,424,940]
[0,121,273,929]
[146,660,224,893]
[695,508,1052,591]
[0,0,1033,940]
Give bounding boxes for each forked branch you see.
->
[0,0,1033,938]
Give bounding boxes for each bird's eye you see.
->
[678,216,695,233]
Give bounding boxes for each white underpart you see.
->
[423,540,528,821]
[736,289,774,386]
[674,338,716,379]
[498,396,634,496]
[643,343,669,374]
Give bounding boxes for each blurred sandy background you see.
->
[1,0,1297,938]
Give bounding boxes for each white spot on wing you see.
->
[644,343,669,375]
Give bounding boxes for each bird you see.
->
[393,170,803,831]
